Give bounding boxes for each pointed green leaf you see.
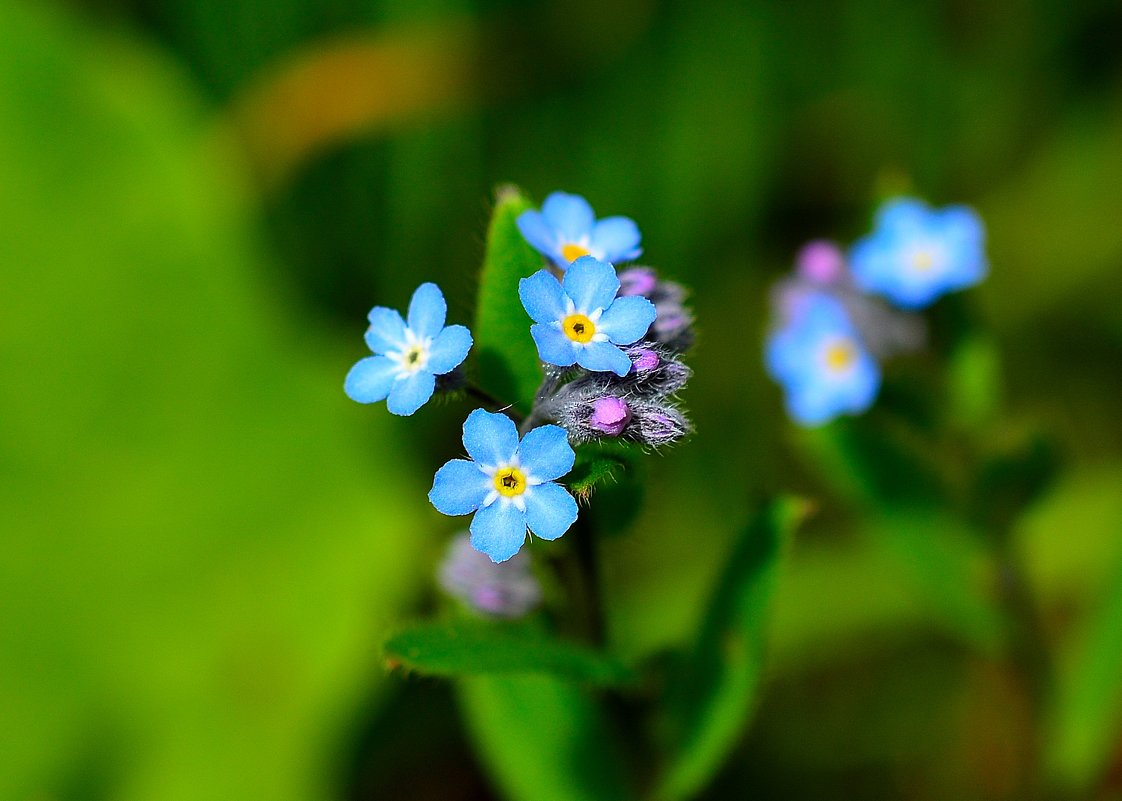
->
[1047,555,1122,789]
[385,619,634,686]
[655,498,806,801]
[474,186,545,410]
[459,675,634,801]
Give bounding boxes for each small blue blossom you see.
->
[765,293,880,426]
[850,198,987,310]
[429,409,579,563]
[517,191,643,267]
[519,256,657,377]
[344,283,472,416]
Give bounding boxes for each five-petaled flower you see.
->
[429,409,579,563]
[519,256,657,377]
[344,282,472,416]
[765,293,880,426]
[850,197,987,310]
[517,191,643,267]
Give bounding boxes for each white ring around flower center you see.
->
[478,459,542,512]
[386,327,432,375]
[557,300,607,346]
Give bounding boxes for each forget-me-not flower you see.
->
[765,293,880,426]
[344,282,472,416]
[850,198,987,310]
[519,256,657,377]
[429,409,579,563]
[517,191,643,267]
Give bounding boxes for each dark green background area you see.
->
[2,0,1121,799]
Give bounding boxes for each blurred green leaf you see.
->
[0,3,424,800]
[795,418,945,511]
[655,498,805,801]
[947,333,1002,431]
[1047,554,1122,790]
[795,420,1006,651]
[458,675,634,801]
[969,434,1059,536]
[474,186,544,410]
[867,511,1004,654]
[384,619,634,686]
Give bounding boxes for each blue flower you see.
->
[519,256,657,377]
[429,409,579,563]
[849,198,987,310]
[344,283,472,416]
[517,191,643,267]
[765,293,880,426]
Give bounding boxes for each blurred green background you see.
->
[2,0,1122,798]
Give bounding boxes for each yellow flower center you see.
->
[561,243,591,262]
[825,340,856,372]
[401,344,427,371]
[562,313,596,344]
[911,250,935,272]
[494,467,527,497]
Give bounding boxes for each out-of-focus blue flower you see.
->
[344,283,472,416]
[429,409,578,563]
[517,191,642,267]
[850,198,987,310]
[438,533,542,618]
[519,256,656,377]
[765,293,880,426]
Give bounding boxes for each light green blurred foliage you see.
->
[0,2,430,799]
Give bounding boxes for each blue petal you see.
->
[787,383,841,426]
[517,210,560,260]
[429,459,490,515]
[519,270,568,324]
[462,408,520,466]
[386,371,435,416]
[427,324,472,374]
[470,501,528,563]
[524,482,578,541]
[517,424,574,482]
[597,296,656,345]
[764,330,801,384]
[940,205,984,247]
[541,192,595,241]
[530,323,579,367]
[590,216,642,262]
[407,282,447,340]
[364,307,407,353]
[876,197,930,235]
[562,256,620,313]
[576,340,632,376]
[344,356,398,403]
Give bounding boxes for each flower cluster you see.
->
[344,191,695,571]
[766,197,987,426]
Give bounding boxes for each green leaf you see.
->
[655,498,806,801]
[866,510,1004,653]
[947,333,1002,431]
[458,675,634,801]
[384,619,634,686]
[473,186,545,410]
[567,442,640,499]
[1047,554,1122,789]
[795,417,944,511]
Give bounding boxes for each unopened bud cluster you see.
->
[544,342,693,446]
